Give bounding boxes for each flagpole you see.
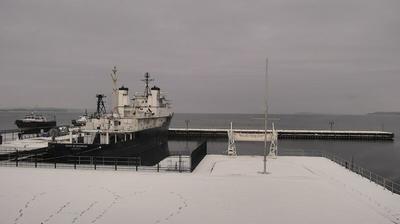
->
[263,58,268,174]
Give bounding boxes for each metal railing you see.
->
[279,150,400,195]
[5,146,396,195]
[0,153,192,173]
[0,141,208,173]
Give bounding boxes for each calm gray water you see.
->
[1,111,399,182]
[173,113,400,183]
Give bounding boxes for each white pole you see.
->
[263,58,269,174]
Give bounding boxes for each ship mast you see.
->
[142,72,154,97]
[110,66,118,115]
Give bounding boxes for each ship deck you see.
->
[0,155,399,224]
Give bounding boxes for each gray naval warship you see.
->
[49,66,173,159]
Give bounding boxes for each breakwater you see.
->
[168,128,394,141]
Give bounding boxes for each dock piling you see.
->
[179,155,182,173]
[15,150,18,167]
[34,153,37,168]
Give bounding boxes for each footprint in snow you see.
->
[71,201,98,224]
[14,192,46,224]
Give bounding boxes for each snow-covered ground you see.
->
[0,155,399,224]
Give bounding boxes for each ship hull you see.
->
[48,115,172,165]
[15,120,57,132]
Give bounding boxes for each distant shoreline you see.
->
[368,112,400,116]
[1,109,400,116]
[0,108,82,112]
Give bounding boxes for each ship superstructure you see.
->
[82,68,172,142]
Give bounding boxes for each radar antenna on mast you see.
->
[110,66,118,114]
[95,94,107,117]
[142,72,154,97]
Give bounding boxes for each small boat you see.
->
[72,110,88,126]
[15,112,57,132]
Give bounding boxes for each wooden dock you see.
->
[168,128,394,141]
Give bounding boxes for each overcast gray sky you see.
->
[0,0,399,114]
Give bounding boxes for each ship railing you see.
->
[278,149,400,195]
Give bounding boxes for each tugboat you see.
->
[15,112,57,132]
[49,66,173,159]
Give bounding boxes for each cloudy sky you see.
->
[0,0,399,114]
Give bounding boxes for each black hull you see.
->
[15,120,57,133]
[48,126,171,166]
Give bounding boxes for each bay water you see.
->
[1,111,399,182]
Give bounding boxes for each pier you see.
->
[169,128,394,141]
[0,127,394,155]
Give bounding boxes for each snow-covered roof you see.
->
[0,155,399,223]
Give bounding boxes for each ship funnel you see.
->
[117,86,129,117]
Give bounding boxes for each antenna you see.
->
[142,72,154,97]
[329,121,335,131]
[110,66,118,114]
[263,58,269,174]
